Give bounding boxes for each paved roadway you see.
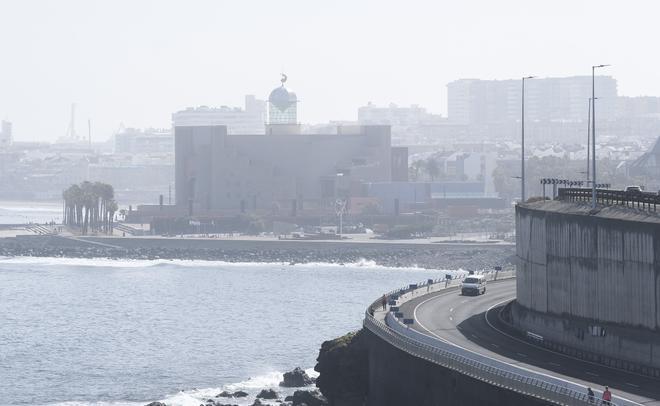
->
[398,279,660,406]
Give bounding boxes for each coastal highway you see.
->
[398,279,660,406]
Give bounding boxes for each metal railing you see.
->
[363,276,628,406]
[558,188,660,212]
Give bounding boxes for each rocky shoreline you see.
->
[0,238,515,270]
[144,367,331,406]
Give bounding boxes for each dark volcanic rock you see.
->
[256,388,278,399]
[233,391,249,398]
[215,391,233,398]
[251,400,265,406]
[280,367,313,387]
[315,329,368,406]
[284,390,327,406]
[144,403,166,406]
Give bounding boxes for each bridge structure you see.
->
[362,196,660,406]
[363,274,660,406]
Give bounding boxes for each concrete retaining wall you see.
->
[515,201,660,369]
[516,202,660,329]
[364,328,552,406]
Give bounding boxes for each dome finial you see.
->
[281,73,288,86]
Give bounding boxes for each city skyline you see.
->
[1,0,659,141]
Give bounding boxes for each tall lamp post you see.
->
[586,98,591,183]
[591,64,610,208]
[521,75,535,203]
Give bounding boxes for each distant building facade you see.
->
[358,102,444,144]
[114,128,173,154]
[616,96,660,119]
[0,120,12,147]
[447,76,618,125]
[172,95,267,134]
[175,124,402,214]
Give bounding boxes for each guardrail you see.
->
[558,188,660,212]
[363,274,628,406]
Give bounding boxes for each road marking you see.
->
[626,382,640,388]
[449,316,454,321]
[491,343,499,348]
[409,289,643,406]
[471,334,478,339]
[449,307,454,312]
[484,297,656,387]
[548,362,561,367]
[461,300,468,304]
[585,372,599,377]
[516,352,528,358]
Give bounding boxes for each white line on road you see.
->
[517,352,528,358]
[484,298,655,386]
[626,383,640,388]
[585,372,599,377]
[409,288,642,406]
[471,334,478,339]
[548,362,561,367]
[449,307,454,312]
[491,343,499,348]
[449,316,453,321]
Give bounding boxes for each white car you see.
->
[461,275,487,296]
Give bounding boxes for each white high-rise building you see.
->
[447,76,618,125]
[0,120,12,147]
[172,95,266,134]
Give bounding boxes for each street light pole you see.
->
[591,64,610,208]
[586,98,591,183]
[521,75,535,203]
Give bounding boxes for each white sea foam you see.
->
[0,255,462,274]
[43,369,316,406]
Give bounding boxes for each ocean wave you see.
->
[0,255,462,274]
[44,369,317,406]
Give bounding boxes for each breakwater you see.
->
[0,235,514,270]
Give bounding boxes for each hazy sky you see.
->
[1,0,659,142]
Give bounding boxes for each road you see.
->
[398,279,660,406]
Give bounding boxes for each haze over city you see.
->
[4,2,660,406]
[2,0,660,141]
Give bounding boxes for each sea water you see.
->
[0,257,466,406]
[0,201,62,225]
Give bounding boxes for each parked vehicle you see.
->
[626,186,643,194]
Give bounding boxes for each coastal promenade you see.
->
[364,276,660,406]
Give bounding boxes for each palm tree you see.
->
[106,199,118,234]
[62,181,117,235]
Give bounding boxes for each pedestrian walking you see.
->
[381,294,387,311]
[602,386,612,405]
[587,387,594,404]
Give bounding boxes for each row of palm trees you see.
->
[62,181,118,235]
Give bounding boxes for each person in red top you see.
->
[602,386,612,405]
